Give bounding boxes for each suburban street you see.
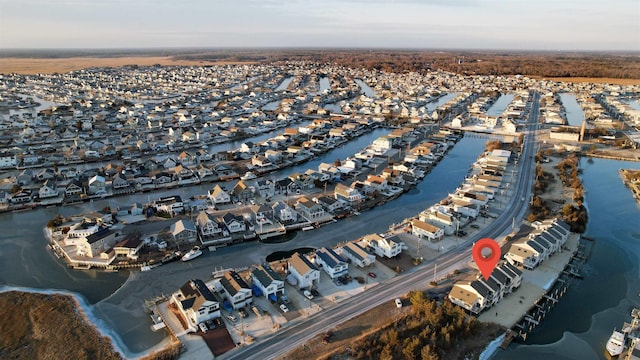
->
[226,92,541,360]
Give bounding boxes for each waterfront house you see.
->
[171,279,221,332]
[111,175,130,190]
[411,219,445,242]
[272,201,297,223]
[362,234,402,258]
[232,180,254,202]
[251,264,285,299]
[315,247,348,279]
[256,179,276,198]
[448,277,491,314]
[504,238,546,270]
[288,252,320,290]
[214,271,253,310]
[170,219,197,245]
[79,228,118,258]
[295,197,325,220]
[313,195,342,213]
[494,261,523,293]
[208,185,231,205]
[113,234,144,260]
[87,175,106,195]
[38,180,58,199]
[334,183,364,206]
[222,213,247,234]
[340,242,375,268]
[155,195,184,215]
[195,211,230,245]
[10,189,32,204]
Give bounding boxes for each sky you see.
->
[0,0,638,51]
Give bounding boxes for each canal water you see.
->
[426,93,458,113]
[274,76,294,91]
[558,93,585,127]
[492,158,640,360]
[354,79,376,97]
[0,133,490,354]
[486,94,514,117]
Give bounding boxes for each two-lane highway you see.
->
[227,92,542,360]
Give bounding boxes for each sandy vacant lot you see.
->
[0,57,255,75]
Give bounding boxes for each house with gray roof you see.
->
[251,264,285,298]
[315,247,348,279]
[170,279,221,332]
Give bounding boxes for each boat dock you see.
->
[479,234,593,341]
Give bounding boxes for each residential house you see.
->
[411,219,445,242]
[113,234,144,260]
[334,183,364,206]
[222,213,247,234]
[272,201,297,223]
[256,179,275,198]
[315,247,348,279]
[155,195,184,215]
[288,252,320,290]
[362,234,402,258]
[504,238,547,270]
[232,180,254,202]
[313,195,342,213]
[38,180,58,199]
[170,219,198,244]
[87,175,106,195]
[340,242,375,268]
[10,189,33,204]
[251,264,285,299]
[295,197,325,220]
[448,277,492,314]
[195,211,229,245]
[214,271,253,310]
[78,228,118,258]
[171,279,221,332]
[208,185,231,205]
[111,174,130,190]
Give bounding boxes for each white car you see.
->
[395,298,403,308]
[199,323,208,332]
[280,304,290,313]
[303,290,314,300]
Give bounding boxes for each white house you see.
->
[361,234,401,258]
[213,271,253,310]
[315,247,348,279]
[251,265,285,299]
[334,183,364,206]
[272,201,297,223]
[222,213,247,234]
[340,242,375,268]
[171,279,221,332]
[170,219,198,244]
[38,180,59,199]
[288,252,320,290]
[208,185,231,205]
[411,219,445,242]
[295,197,325,220]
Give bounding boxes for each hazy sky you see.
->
[1,0,638,50]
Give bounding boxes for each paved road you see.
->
[226,92,542,360]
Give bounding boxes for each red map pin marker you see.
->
[472,238,501,281]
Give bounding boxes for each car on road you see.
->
[368,272,377,279]
[279,304,290,313]
[521,197,525,201]
[395,298,403,308]
[303,290,314,300]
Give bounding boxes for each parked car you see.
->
[226,314,237,322]
[281,294,290,304]
[322,331,334,344]
[303,290,314,300]
[368,272,377,279]
[199,322,208,333]
[470,224,480,229]
[310,288,320,296]
[238,308,248,318]
[280,304,290,313]
[395,298,403,308]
